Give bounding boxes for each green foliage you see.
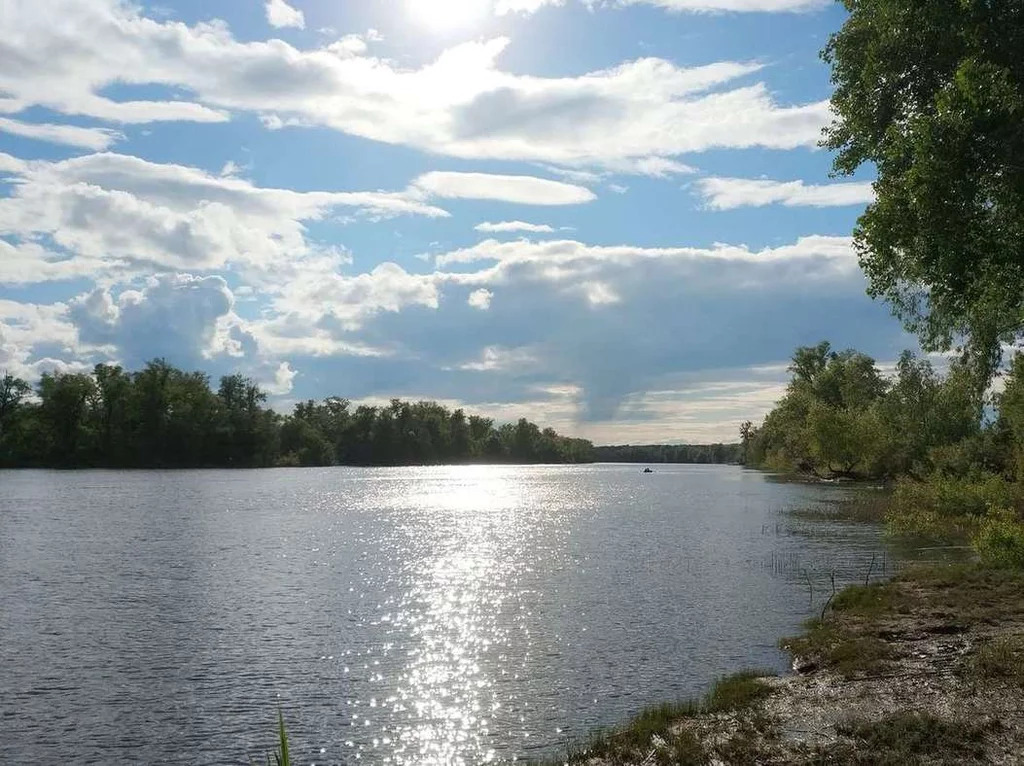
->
[973,511,1024,569]
[887,474,1024,539]
[0,362,594,469]
[824,0,1024,381]
[744,342,986,480]
[274,710,290,766]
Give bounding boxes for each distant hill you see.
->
[595,443,742,464]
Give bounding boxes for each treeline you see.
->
[0,361,595,469]
[741,341,991,481]
[595,443,742,464]
[742,341,1024,567]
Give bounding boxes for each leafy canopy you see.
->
[824,0,1024,381]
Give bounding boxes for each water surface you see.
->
[1,464,896,764]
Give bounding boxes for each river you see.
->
[0,464,898,764]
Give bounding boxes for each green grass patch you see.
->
[830,581,901,616]
[813,712,993,765]
[534,670,774,765]
[704,670,775,712]
[781,618,893,678]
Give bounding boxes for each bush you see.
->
[973,511,1024,569]
[887,474,1024,539]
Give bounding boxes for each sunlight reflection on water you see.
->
[0,464,897,765]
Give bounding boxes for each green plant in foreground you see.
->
[257,710,290,766]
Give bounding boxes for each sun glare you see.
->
[406,0,490,33]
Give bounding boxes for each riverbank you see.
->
[542,563,1024,764]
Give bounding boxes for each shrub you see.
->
[972,511,1024,569]
[887,474,1024,539]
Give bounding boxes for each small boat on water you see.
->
[642,467,654,473]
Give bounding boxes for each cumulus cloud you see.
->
[696,177,876,210]
[0,117,123,150]
[468,288,494,309]
[0,0,827,169]
[70,274,237,368]
[262,233,897,424]
[475,221,556,233]
[0,299,87,380]
[412,172,595,205]
[0,150,447,284]
[265,0,305,29]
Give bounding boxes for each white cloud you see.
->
[262,361,297,395]
[696,177,876,209]
[499,0,824,13]
[614,0,826,11]
[467,288,494,309]
[435,234,857,271]
[265,0,305,29]
[0,150,448,284]
[0,1,827,169]
[0,299,86,381]
[0,116,122,150]
[0,152,28,175]
[475,221,555,233]
[456,345,536,371]
[70,273,237,367]
[582,281,621,306]
[495,0,566,12]
[267,262,444,339]
[412,171,595,205]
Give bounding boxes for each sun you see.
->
[406,0,491,33]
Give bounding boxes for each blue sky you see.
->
[0,0,911,443]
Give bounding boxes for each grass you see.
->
[704,670,775,712]
[899,564,1024,624]
[781,618,894,678]
[971,634,1024,683]
[535,670,775,765]
[812,712,994,765]
[252,711,291,766]
[789,492,890,524]
[830,581,902,616]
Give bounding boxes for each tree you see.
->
[0,372,32,465]
[824,0,1024,382]
[37,371,97,466]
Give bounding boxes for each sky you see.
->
[0,0,914,444]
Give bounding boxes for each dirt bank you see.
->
[546,566,1024,764]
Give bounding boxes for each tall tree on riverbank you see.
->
[824,0,1024,383]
